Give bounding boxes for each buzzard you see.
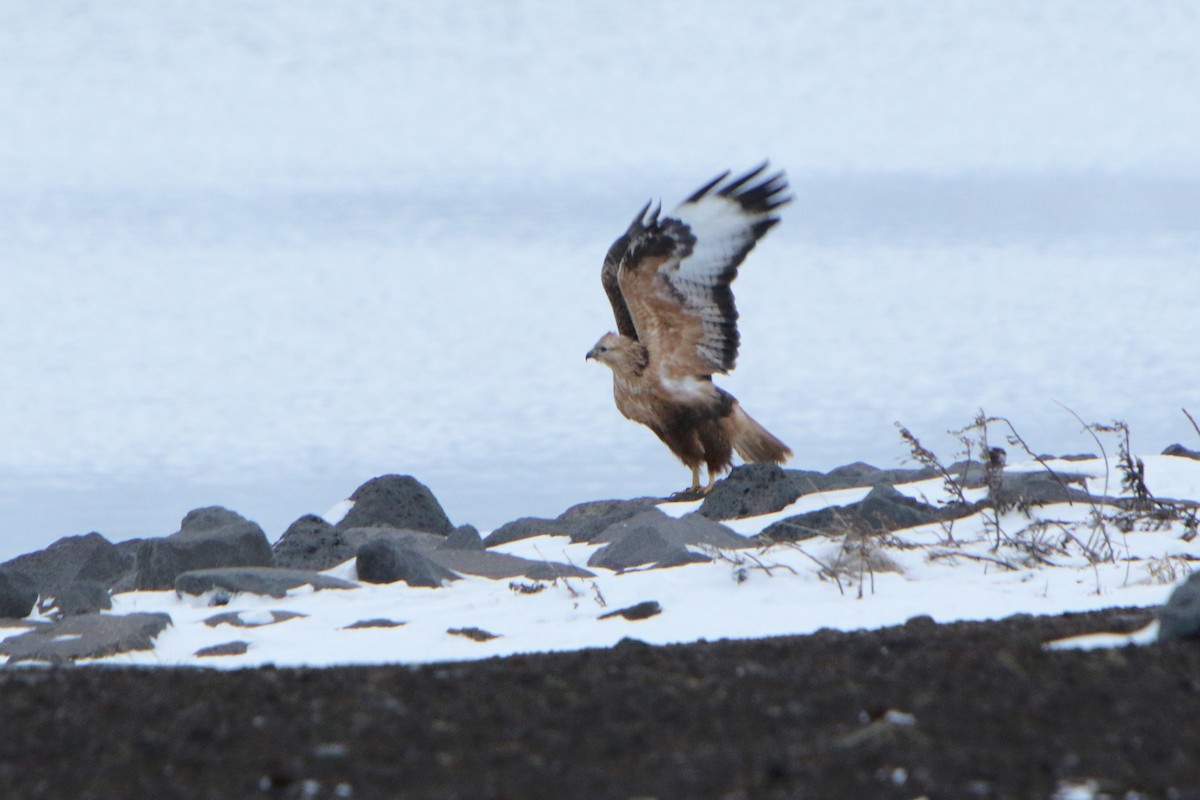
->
[586,164,793,495]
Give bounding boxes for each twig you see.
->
[790,544,845,596]
[1185,408,1200,441]
[929,550,1020,571]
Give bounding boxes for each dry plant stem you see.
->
[895,422,963,543]
[791,544,846,596]
[1056,401,1112,498]
[985,413,1080,502]
[1184,407,1200,441]
[896,423,969,507]
[1055,402,1120,562]
[745,549,799,577]
[928,550,1020,571]
[951,412,1009,547]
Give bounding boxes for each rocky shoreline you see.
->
[0,461,1017,663]
[3,456,1200,797]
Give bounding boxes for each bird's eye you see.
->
[599,346,608,352]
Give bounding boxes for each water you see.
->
[1,2,1198,560]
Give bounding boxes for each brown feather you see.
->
[590,165,793,488]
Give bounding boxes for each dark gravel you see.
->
[3,605,1196,800]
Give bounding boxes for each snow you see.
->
[1,2,1199,571]
[10,453,1188,669]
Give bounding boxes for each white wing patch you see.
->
[671,191,766,286]
[660,167,787,372]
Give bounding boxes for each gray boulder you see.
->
[588,527,711,571]
[273,514,360,571]
[857,483,954,532]
[195,641,250,658]
[758,484,964,542]
[599,601,663,621]
[0,612,172,664]
[355,540,458,587]
[135,507,274,590]
[587,509,750,571]
[429,549,594,581]
[50,579,113,617]
[335,475,454,534]
[175,567,358,599]
[558,497,664,542]
[695,461,954,523]
[437,525,486,551]
[1164,443,1200,461]
[989,471,1093,508]
[696,463,816,521]
[203,610,306,628]
[483,497,660,547]
[0,568,39,619]
[1,532,133,596]
[759,484,961,541]
[482,516,573,547]
[1159,572,1200,641]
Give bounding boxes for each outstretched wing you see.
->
[604,163,790,377]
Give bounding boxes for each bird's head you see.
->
[586,332,647,375]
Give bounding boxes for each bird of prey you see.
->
[587,164,792,496]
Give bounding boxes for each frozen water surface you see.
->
[1,2,1198,560]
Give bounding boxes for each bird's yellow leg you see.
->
[690,465,701,491]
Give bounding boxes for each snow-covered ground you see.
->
[2,2,1199,561]
[19,452,1188,669]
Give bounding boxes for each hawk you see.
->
[587,164,793,495]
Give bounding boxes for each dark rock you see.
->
[335,475,454,534]
[203,610,306,628]
[857,484,951,532]
[824,461,885,485]
[483,497,661,547]
[181,506,246,532]
[50,580,112,617]
[1,532,133,596]
[904,614,937,632]
[342,618,406,629]
[821,461,927,489]
[135,507,274,591]
[990,471,1092,508]
[0,612,172,663]
[175,567,358,599]
[428,549,594,581]
[1159,572,1200,641]
[521,562,595,581]
[587,510,748,571]
[696,461,953,523]
[482,517,571,547]
[438,525,485,551]
[592,509,750,548]
[195,641,250,658]
[557,497,662,542]
[1163,443,1200,461]
[355,540,457,587]
[697,463,814,520]
[281,522,588,582]
[0,568,39,619]
[588,527,711,571]
[759,484,962,541]
[758,506,846,541]
[273,515,360,571]
[447,627,499,642]
[600,601,663,621]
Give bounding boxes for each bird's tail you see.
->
[726,403,792,464]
